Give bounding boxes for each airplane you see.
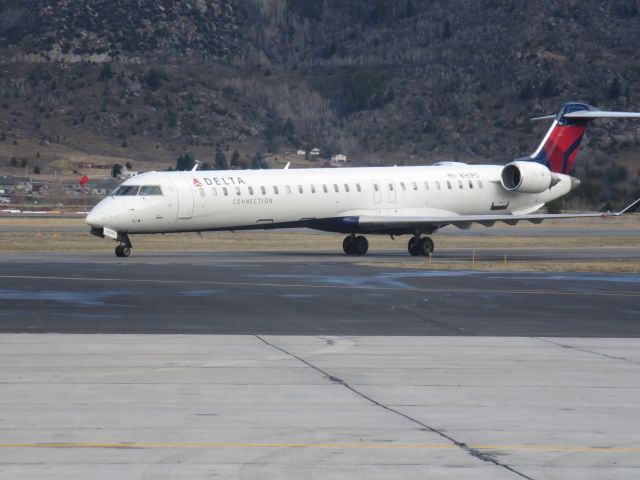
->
[86,102,640,258]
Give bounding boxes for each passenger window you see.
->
[344,184,349,192]
[468,180,473,189]
[248,186,254,195]
[447,181,452,189]
[374,184,379,192]
[412,182,417,191]
[436,181,441,190]
[286,185,292,194]
[458,180,463,189]
[261,186,266,195]
[139,185,163,195]
[400,182,406,191]
[334,184,339,192]
[356,183,361,192]
[235,186,241,195]
[389,183,394,191]
[311,185,316,193]
[273,186,279,194]
[223,187,228,196]
[298,185,303,194]
[211,187,217,196]
[424,181,429,191]
[323,184,328,193]
[478,179,483,188]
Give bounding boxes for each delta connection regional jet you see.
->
[86,102,640,257]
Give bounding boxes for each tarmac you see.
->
[0,250,639,336]
[0,249,639,479]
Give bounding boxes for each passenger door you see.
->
[385,179,396,204]
[170,175,194,219]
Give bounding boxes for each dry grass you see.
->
[361,259,640,274]
[1,217,639,273]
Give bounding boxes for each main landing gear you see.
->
[115,233,132,258]
[343,234,369,256]
[408,235,434,257]
[341,234,435,257]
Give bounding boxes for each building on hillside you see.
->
[296,149,306,155]
[310,148,320,156]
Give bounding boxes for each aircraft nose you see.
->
[85,205,110,227]
[85,210,102,227]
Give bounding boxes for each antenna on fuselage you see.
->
[191,161,199,172]
[284,162,290,169]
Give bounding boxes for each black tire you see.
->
[418,237,434,256]
[115,245,123,257]
[121,246,131,257]
[342,236,355,255]
[354,236,369,256]
[408,237,420,256]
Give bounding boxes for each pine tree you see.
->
[231,149,240,168]
[214,149,228,170]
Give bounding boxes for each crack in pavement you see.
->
[536,338,640,365]
[255,335,535,480]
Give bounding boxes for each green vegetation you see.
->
[144,69,167,91]
[338,72,395,116]
[214,149,228,170]
[175,152,196,171]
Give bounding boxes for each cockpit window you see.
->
[139,185,163,196]
[112,185,139,196]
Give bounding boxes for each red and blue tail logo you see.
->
[530,103,593,174]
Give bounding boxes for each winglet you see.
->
[615,197,640,215]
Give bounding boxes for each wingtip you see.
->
[617,197,640,215]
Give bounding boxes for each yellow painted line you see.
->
[0,275,638,298]
[0,442,639,453]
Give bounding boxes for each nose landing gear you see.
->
[114,233,132,258]
[115,245,130,257]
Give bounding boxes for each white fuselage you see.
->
[86,164,572,235]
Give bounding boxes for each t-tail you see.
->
[524,102,640,174]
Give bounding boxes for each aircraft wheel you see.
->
[418,237,434,256]
[342,235,356,255]
[354,235,369,256]
[115,245,131,257]
[408,237,420,256]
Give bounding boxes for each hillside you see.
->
[1,0,639,206]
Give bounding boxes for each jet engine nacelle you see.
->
[500,161,554,194]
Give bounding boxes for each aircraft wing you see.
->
[357,198,640,231]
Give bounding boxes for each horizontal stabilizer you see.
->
[564,110,640,119]
[531,114,556,122]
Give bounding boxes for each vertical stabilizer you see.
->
[529,103,594,174]
[526,102,640,174]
